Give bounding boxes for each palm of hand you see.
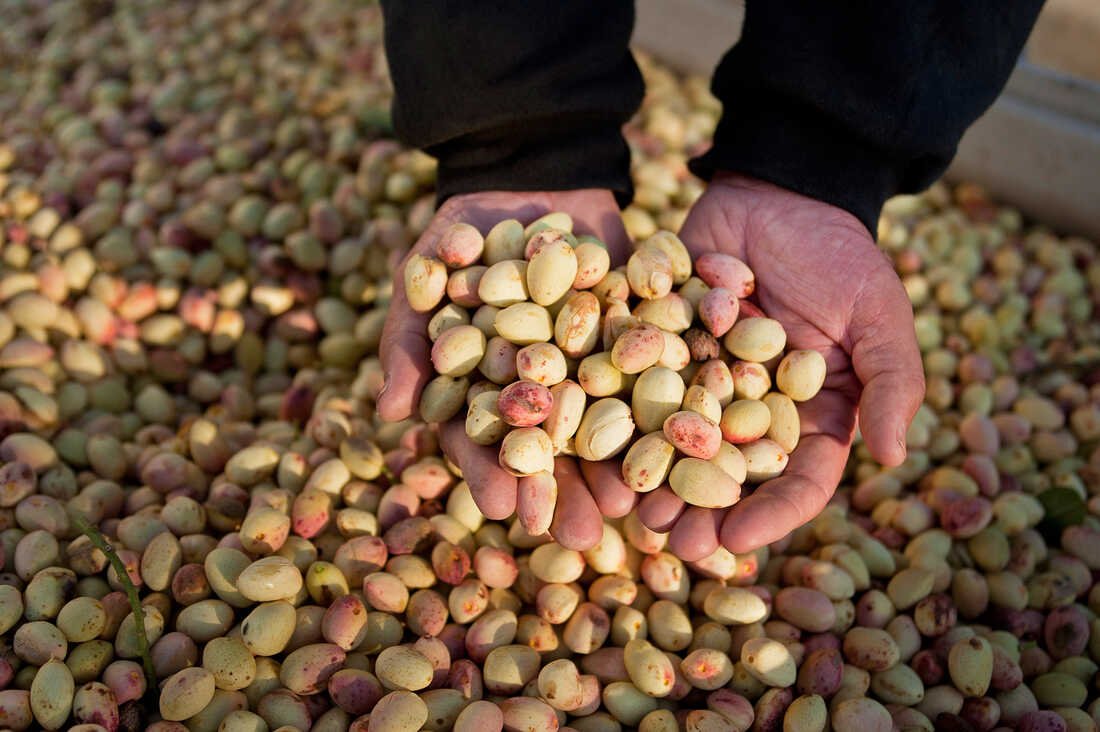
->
[379,189,637,550]
[651,173,924,560]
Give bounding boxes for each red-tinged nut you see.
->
[333,536,389,587]
[466,609,519,663]
[103,660,146,706]
[940,496,993,539]
[640,552,688,603]
[363,572,409,613]
[796,647,843,696]
[431,541,472,586]
[691,360,734,407]
[474,547,520,589]
[498,380,554,427]
[1016,645,1048,681]
[449,579,490,624]
[842,627,901,672]
[707,689,755,730]
[327,669,384,716]
[447,659,484,700]
[500,697,560,732]
[171,564,211,606]
[698,287,739,337]
[436,223,485,268]
[696,252,755,297]
[376,484,420,531]
[413,636,452,687]
[279,384,316,423]
[801,633,841,657]
[179,289,216,332]
[407,589,449,637]
[1016,711,1067,732]
[383,517,433,556]
[731,362,772,402]
[402,458,454,500]
[610,324,665,374]
[960,697,1001,732]
[775,587,837,633]
[1042,605,1088,660]
[663,411,722,460]
[561,602,611,655]
[751,688,794,731]
[516,343,568,386]
[571,674,601,716]
[1061,525,1100,570]
[537,583,583,624]
[447,266,487,308]
[117,282,158,321]
[912,649,945,685]
[322,594,370,651]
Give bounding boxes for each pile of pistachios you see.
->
[0,1,1098,731]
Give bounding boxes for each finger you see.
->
[439,420,517,520]
[637,486,685,533]
[517,470,557,536]
[668,506,722,562]
[579,460,637,518]
[677,199,747,261]
[549,457,604,551]
[378,250,434,422]
[848,274,925,467]
[719,433,848,554]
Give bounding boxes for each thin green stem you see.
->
[71,514,158,698]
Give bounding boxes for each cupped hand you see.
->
[378,189,634,550]
[648,172,925,560]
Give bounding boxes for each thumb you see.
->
[848,272,925,467]
[377,252,433,423]
[677,183,752,262]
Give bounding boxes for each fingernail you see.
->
[378,378,389,400]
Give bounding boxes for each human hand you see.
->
[378,189,635,550]
[641,172,925,560]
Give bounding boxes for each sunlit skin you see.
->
[379,174,925,557]
[379,189,635,551]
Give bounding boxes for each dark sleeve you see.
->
[690,1,1045,234]
[380,1,644,207]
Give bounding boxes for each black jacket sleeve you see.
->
[691,1,1045,234]
[380,0,644,207]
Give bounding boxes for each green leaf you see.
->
[1037,487,1086,545]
